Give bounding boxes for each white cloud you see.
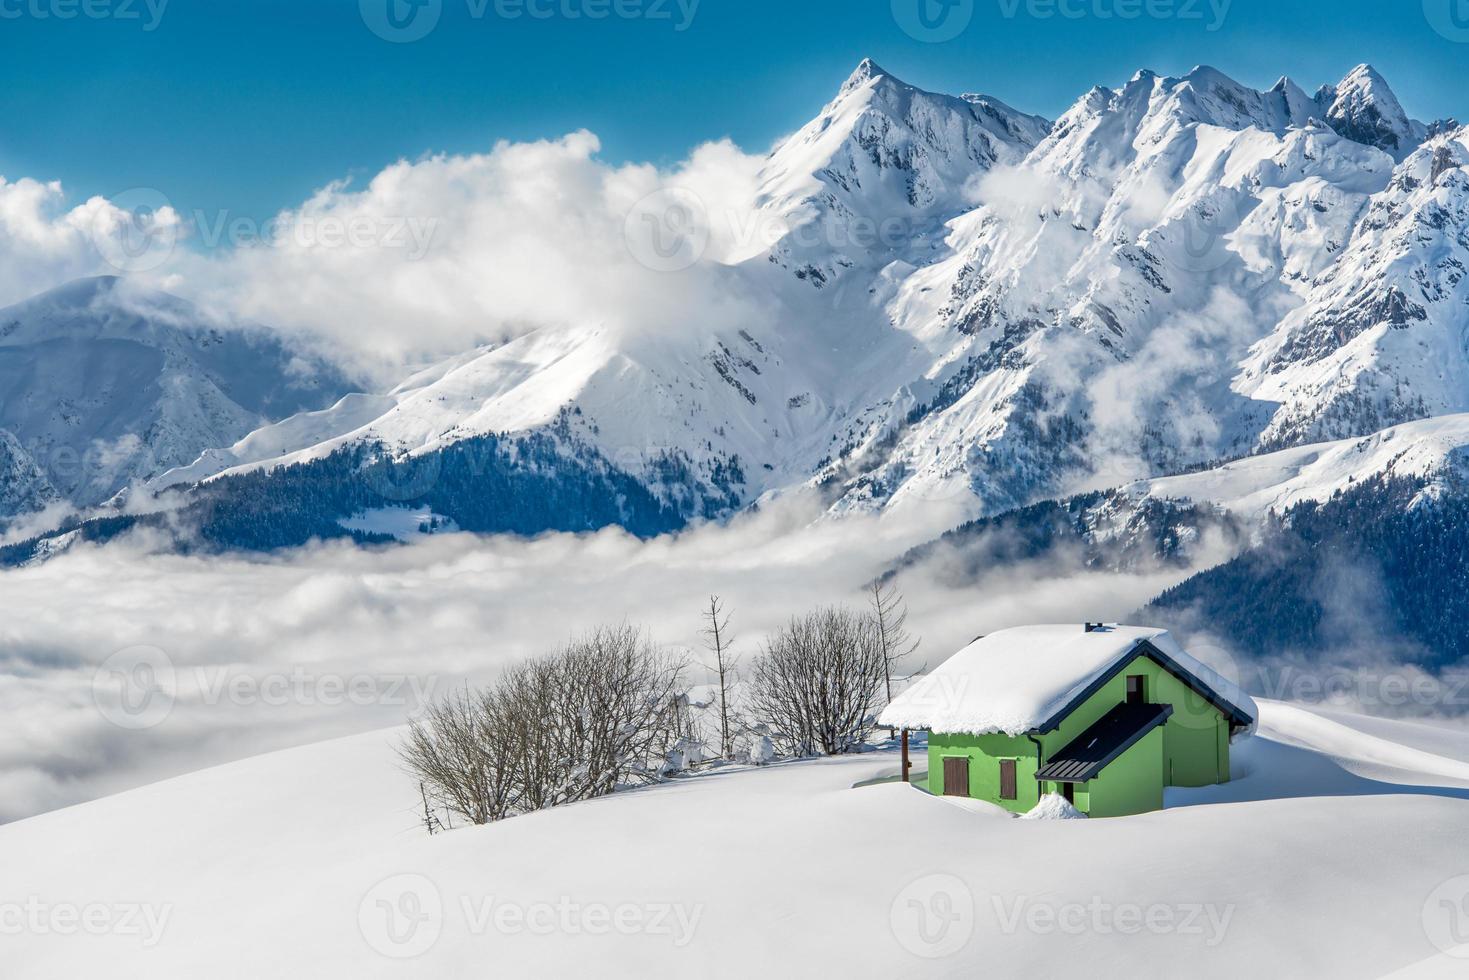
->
[0,131,772,384]
[149,132,772,382]
[0,177,134,306]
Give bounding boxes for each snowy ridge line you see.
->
[8,59,1469,542]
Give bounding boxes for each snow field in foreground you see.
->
[3,700,1469,978]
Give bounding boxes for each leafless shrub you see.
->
[400,624,686,827]
[747,606,887,757]
[399,685,517,826]
[545,624,688,802]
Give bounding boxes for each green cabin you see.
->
[879,624,1256,818]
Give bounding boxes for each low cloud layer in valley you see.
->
[0,498,1210,823]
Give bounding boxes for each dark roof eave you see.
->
[1035,703,1174,783]
[1034,639,1254,735]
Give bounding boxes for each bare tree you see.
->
[747,606,887,757]
[398,685,517,826]
[867,578,920,705]
[700,595,739,758]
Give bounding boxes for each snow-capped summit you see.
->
[1315,64,1426,161]
[756,59,1050,287]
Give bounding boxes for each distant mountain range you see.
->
[0,276,351,522]
[5,60,1469,586]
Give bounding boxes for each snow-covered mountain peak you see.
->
[755,61,1050,288]
[839,56,890,95]
[1315,64,1422,161]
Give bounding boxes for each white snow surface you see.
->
[4,699,1469,978]
[879,624,1255,736]
[1020,792,1087,820]
[1130,413,1469,519]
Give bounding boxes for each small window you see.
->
[999,759,1017,800]
[1126,675,1146,705]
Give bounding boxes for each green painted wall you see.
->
[1035,728,1164,817]
[1082,725,1166,817]
[928,732,1042,815]
[925,650,1236,816]
[1036,652,1231,788]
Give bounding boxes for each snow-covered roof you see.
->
[878,625,1256,737]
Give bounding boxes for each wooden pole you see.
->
[900,729,910,783]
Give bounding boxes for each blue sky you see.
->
[1,0,1466,221]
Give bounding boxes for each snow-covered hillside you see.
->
[5,701,1469,978]
[1129,413,1469,520]
[115,59,1469,539]
[0,276,352,519]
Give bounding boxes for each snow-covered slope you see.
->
[1130,413,1469,520]
[0,276,352,514]
[1240,128,1469,446]
[824,64,1422,513]
[0,428,59,523]
[5,701,1469,978]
